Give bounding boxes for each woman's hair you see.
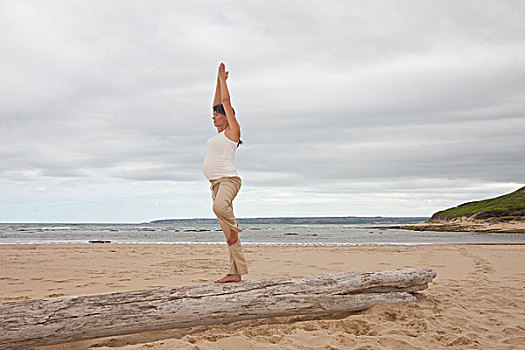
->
[213,104,243,147]
[213,103,235,116]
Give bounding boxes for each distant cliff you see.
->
[374,186,525,233]
[429,186,525,223]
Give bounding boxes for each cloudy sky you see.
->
[1,0,524,223]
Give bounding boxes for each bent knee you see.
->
[213,201,229,217]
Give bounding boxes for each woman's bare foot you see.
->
[214,274,241,283]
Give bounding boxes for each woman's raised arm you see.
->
[218,63,240,141]
[213,74,221,107]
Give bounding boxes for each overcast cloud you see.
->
[1,0,524,222]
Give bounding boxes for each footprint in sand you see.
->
[5,296,30,301]
[504,327,525,336]
[475,260,495,274]
[47,293,67,297]
[88,271,107,275]
[503,336,525,346]
[75,282,98,287]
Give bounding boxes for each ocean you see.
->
[1,219,524,245]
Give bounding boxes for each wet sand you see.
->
[375,218,525,233]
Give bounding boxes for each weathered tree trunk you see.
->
[0,268,436,350]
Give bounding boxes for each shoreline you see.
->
[2,241,525,246]
[374,225,525,233]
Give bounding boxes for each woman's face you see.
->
[212,111,227,128]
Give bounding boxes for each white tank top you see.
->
[202,131,239,181]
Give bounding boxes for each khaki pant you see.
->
[210,176,248,275]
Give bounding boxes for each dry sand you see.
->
[1,243,524,349]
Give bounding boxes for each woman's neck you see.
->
[217,126,229,133]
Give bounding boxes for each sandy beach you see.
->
[1,243,524,349]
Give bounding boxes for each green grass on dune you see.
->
[430,186,525,222]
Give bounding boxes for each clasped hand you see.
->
[218,62,229,81]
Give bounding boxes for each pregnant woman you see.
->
[203,62,248,283]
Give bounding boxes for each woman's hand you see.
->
[218,62,229,81]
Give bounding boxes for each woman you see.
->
[202,62,248,283]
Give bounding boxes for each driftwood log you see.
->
[0,268,436,349]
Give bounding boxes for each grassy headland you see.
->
[429,186,525,223]
[374,186,525,233]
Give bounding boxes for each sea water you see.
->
[0,221,524,245]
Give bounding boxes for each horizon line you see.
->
[0,215,431,225]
